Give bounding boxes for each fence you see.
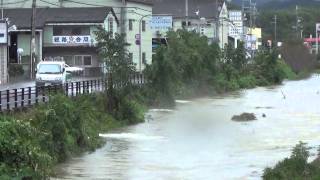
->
[0,73,145,112]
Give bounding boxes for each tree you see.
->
[95,26,136,113]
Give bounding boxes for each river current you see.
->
[54,75,320,180]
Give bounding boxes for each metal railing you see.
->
[0,73,145,112]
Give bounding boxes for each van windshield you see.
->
[38,64,62,74]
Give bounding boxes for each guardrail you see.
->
[0,73,145,112]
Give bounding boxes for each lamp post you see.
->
[138,13,150,72]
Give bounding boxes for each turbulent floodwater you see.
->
[54,75,320,180]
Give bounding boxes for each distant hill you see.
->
[231,0,320,9]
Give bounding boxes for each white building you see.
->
[153,0,229,48]
[3,0,153,72]
[218,2,229,48]
[228,10,243,48]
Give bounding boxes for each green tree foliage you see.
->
[0,92,145,179]
[257,7,320,41]
[0,117,52,179]
[147,30,295,105]
[96,27,141,119]
[263,142,320,180]
[95,27,136,84]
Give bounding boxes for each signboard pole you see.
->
[0,19,8,84]
[316,23,320,55]
[317,31,319,55]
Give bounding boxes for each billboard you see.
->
[150,16,173,31]
[0,21,8,44]
[245,34,257,50]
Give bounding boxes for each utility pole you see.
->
[185,0,188,28]
[273,15,277,44]
[295,5,303,39]
[120,0,126,35]
[1,0,3,20]
[30,0,36,79]
[316,23,319,55]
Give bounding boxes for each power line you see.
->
[38,0,60,7]
[2,0,29,5]
[63,0,152,12]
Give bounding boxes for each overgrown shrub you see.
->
[8,64,24,77]
[0,117,52,179]
[263,142,320,180]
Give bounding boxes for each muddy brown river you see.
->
[54,75,320,179]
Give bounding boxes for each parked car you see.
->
[35,61,69,86]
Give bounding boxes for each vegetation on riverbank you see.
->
[0,91,145,179]
[0,28,147,179]
[145,30,298,106]
[263,142,320,179]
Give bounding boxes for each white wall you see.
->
[125,2,152,71]
[172,18,216,41]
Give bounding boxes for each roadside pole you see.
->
[316,23,319,55]
[30,0,36,79]
[316,31,318,55]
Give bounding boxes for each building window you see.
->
[83,56,92,66]
[53,27,63,36]
[129,19,133,31]
[129,53,133,62]
[53,26,90,36]
[63,56,74,66]
[142,20,146,32]
[142,52,146,64]
[71,27,82,35]
[74,55,83,66]
[74,55,92,66]
[108,18,114,36]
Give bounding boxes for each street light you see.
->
[138,13,151,72]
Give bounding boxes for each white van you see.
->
[35,61,67,86]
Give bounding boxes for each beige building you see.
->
[245,27,262,51]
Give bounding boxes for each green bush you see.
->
[32,94,117,162]
[238,75,257,89]
[263,142,318,180]
[8,64,24,77]
[0,117,52,179]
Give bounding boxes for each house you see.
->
[4,7,118,76]
[4,0,153,72]
[152,0,229,48]
[228,10,243,48]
